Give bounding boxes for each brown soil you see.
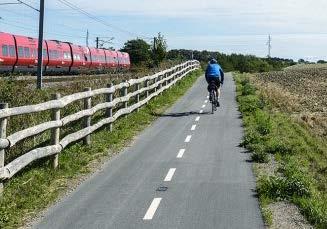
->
[252,65,327,137]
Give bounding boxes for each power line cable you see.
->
[16,0,39,11]
[56,0,152,40]
[0,18,86,39]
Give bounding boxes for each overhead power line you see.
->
[17,0,39,11]
[0,0,39,11]
[56,0,151,40]
[0,2,20,5]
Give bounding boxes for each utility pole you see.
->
[266,35,272,58]
[86,29,89,47]
[36,0,45,89]
[96,37,99,48]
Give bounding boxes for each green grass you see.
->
[0,69,203,228]
[234,73,327,228]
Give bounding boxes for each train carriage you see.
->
[68,44,89,72]
[0,32,50,73]
[104,49,118,70]
[0,32,16,72]
[88,47,106,70]
[121,52,131,69]
[0,31,131,74]
[45,40,72,72]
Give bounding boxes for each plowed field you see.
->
[253,64,327,136]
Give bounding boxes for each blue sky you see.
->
[1,0,326,61]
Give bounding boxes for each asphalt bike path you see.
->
[35,73,264,229]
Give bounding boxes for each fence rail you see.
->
[0,60,200,187]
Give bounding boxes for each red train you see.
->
[0,32,130,73]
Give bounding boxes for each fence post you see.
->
[122,80,128,109]
[154,77,157,96]
[106,83,114,131]
[51,93,60,169]
[0,103,8,195]
[136,82,141,112]
[158,75,162,95]
[83,87,92,145]
[145,79,149,104]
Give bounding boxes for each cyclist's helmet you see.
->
[209,58,218,64]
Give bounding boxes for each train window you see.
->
[65,52,68,59]
[18,47,24,57]
[43,49,48,59]
[32,49,36,58]
[55,50,59,59]
[24,47,30,58]
[9,45,15,57]
[2,45,8,56]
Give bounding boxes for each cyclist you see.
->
[205,58,224,106]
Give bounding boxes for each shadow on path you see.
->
[154,111,211,117]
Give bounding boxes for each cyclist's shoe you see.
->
[216,100,220,107]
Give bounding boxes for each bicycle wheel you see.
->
[210,90,215,114]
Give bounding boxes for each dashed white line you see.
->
[177,149,185,158]
[199,110,203,114]
[201,104,206,108]
[206,95,209,99]
[143,198,162,220]
[185,135,192,142]
[195,116,200,122]
[204,100,208,103]
[164,168,176,181]
[191,125,196,131]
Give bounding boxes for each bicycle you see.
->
[208,81,218,114]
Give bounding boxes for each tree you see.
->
[317,60,327,64]
[152,33,167,66]
[121,39,151,66]
[298,59,306,64]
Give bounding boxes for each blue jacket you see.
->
[205,63,224,83]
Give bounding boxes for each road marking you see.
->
[195,116,200,122]
[177,149,185,158]
[204,100,208,103]
[199,110,203,114]
[143,198,162,220]
[191,125,196,131]
[206,95,209,99]
[201,104,206,108]
[185,135,192,142]
[164,168,176,181]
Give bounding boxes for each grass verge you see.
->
[0,69,203,228]
[234,73,327,228]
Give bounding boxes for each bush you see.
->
[254,110,272,136]
[297,198,327,228]
[251,145,269,163]
[242,82,256,96]
[266,138,293,155]
[258,175,311,200]
[238,95,260,113]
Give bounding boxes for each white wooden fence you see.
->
[0,60,200,189]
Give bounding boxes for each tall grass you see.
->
[235,73,327,228]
